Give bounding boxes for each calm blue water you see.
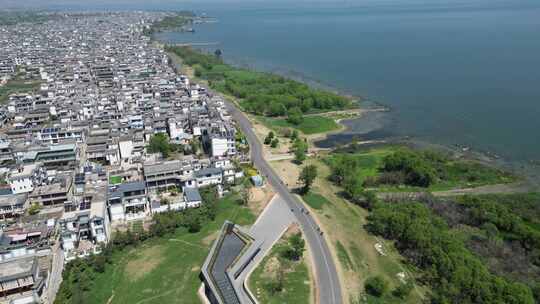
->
[153,0,540,163]
[45,0,540,163]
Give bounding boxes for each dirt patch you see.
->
[191,266,201,272]
[251,187,266,202]
[125,245,165,281]
[248,187,275,216]
[201,231,219,246]
[269,159,302,189]
[251,117,294,157]
[283,223,301,238]
[263,256,282,278]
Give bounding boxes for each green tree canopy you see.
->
[364,276,388,297]
[286,107,304,125]
[299,165,318,194]
[147,133,171,158]
[293,138,308,164]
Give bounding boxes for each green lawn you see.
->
[0,80,41,103]
[302,192,330,210]
[87,197,255,304]
[336,241,354,271]
[109,176,122,185]
[258,115,340,135]
[248,234,311,304]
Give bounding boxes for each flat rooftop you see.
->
[144,160,183,175]
[0,257,37,283]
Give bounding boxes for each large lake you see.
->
[46,0,540,164]
[154,0,540,164]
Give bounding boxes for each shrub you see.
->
[392,282,413,299]
[376,171,406,186]
[286,107,304,125]
[264,131,275,145]
[147,133,171,157]
[364,276,388,297]
[28,202,41,215]
[280,232,305,261]
[382,149,436,187]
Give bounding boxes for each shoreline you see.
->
[156,24,536,304]
[155,32,540,187]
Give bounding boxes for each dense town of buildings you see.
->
[0,12,247,304]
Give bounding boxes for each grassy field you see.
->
[326,146,517,192]
[302,192,331,210]
[248,231,311,304]
[86,197,255,304]
[269,158,426,303]
[0,80,41,103]
[257,115,340,135]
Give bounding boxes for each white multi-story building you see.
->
[6,164,47,195]
[35,126,85,144]
[60,194,110,260]
[107,181,149,222]
[205,124,236,157]
[195,167,223,187]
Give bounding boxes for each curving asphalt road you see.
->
[224,100,342,304]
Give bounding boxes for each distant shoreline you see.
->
[154,30,540,187]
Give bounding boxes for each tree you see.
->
[264,131,275,145]
[270,138,279,148]
[292,138,308,164]
[28,202,41,215]
[294,147,306,164]
[239,186,251,206]
[170,143,183,154]
[286,232,305,260]
[361,190,378,211]
[214,49,222,58]
[291,129,299,140]
[299,165,317,194]
[393,282,414,299]
[286,107,304,125]
[381,149,436,187]
[92,255,107,273]
[365,276,388,297]
[482,222,500,242]
[147,133,171,157]
[184,212,202,233]
[281,232,305,261]
[343,175,363,202]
